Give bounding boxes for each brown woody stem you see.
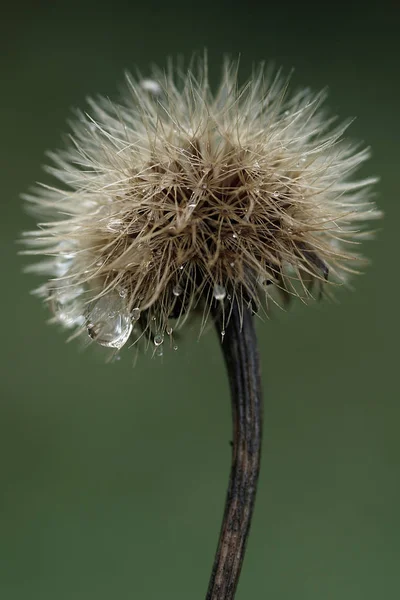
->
[207,300,263,599]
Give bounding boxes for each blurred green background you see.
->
[1,2,398,599]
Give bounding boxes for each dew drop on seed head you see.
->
[131,307,141,321]
[154,333,164,346]
[166,326,173,335]
[86,292,132,349]
[173,284,183,297]
[156,345,163,357]
[273,191,279,197]
[119,287,127,298]
[173,345,178,351]
[221,330,226,339]
[213,284,226,301]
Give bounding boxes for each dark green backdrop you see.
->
[1,2,398,599]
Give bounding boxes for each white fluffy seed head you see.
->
[22,57,381,353]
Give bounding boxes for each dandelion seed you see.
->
[22,58,380,354]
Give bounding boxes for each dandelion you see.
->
[22,57,381,599]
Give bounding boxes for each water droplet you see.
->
[119,287,127,298]
[284,110,290,116]
[232,233,238,239]
[131,307,141,321]
[213,284,226,301]
[154,333,164,346]
[86,292,132,349]
[273,191,279,197]
[188,202,197,209]
[156,345,163,357]
[166,326,173,335]
[227,294,232,300]
[173,345,178,351]
[230,261,235,267]
[221,330,226,339]
[202,183,207,189]
[179,265,184,270]
[173,284,183,296]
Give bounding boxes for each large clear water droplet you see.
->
[213,284,226,301]
[86,292,132,349]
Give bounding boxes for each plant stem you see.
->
[206,301,263,600]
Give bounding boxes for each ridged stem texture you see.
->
[206,301,263,600]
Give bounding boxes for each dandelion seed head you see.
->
[22,57,381,352]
